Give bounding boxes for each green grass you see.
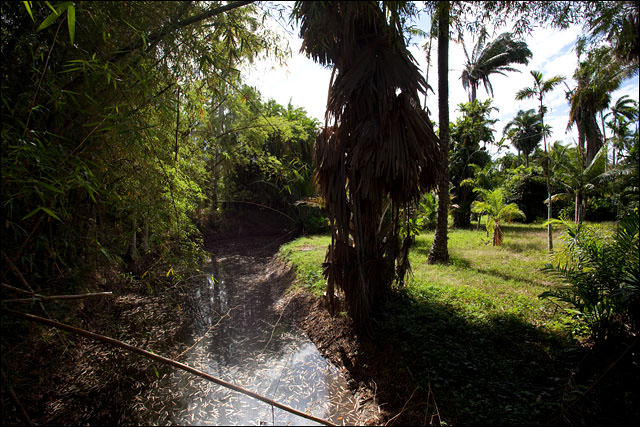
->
[279,223,582,425]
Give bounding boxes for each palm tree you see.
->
[503,109,543,167]
[428,0,451,264]
[550,143,607,223]
[471,188,525,246]
[461,31,532,103]
[566,46,633,166]
[516,70,565,251]
[604,95,638,166]
[294,2,440,328]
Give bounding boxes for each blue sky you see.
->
[242,4,640,157]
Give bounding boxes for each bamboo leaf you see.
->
[22,206,62,222]
[23,1,35,22]
[37,9,62,31]
[37,2,73,32]
[67,4,75,44]
[44,1,57,14]
[40,207,63,222]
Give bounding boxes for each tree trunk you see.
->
[525,152,529,168]
[128,208,137,262]
[575,191,583,223]
[423,34,433,110]
[428,0,450,265]
[600,111,608,170]
[540,98,553,251]
[612,144,616,167]
[142,215,149,253]
[585,112,603,166]
[174,86,180,164]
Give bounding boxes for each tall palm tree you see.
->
[503,109,543,168]
[461,31,532,103]
[566,46,633,166]
[294,2,440,328]
[516,70,565,251]
[604,95,638,166]
[428,0,450,264]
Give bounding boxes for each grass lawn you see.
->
[280,223,582,425]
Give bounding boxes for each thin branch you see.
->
[1,369,34,426]
[23,19,64,138]
[219,200,297,223]
[258,298,292,357]
[385,386,418,426]
[174,305,239,360]
[1,283,34,296]
[1,253,68,347]
[2,292,112,304]
[4,309,337,426]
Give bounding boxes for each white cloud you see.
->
[243,11,639,156]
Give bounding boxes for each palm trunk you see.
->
[575,191,583,223]
[423,34,433,110]
[540,97,553,251]
[585,112,603,166]
[428,0,450,264]
[600,111,607,170]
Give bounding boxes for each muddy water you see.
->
[140,238,359,425]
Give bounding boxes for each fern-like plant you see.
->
[541,211,639,343]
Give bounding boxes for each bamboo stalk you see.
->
[2,292,112,304]
[2,253,68,346]
[5,309,337,426]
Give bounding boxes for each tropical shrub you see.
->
[541,211,640,343]
[502,165,548,222]
[471,188,526,245]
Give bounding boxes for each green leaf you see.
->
[44,1,57,13]
[67,4,75,45]
[40,206,62,221]
[21,206,62,222]
[37,2,72,32]
[37,9,62,31]
[23,1,35,22]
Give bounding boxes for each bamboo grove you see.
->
[1,2,319,294]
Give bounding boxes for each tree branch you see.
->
[4,309,336,427]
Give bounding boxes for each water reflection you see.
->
[140,252,359,425]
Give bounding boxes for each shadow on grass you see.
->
[501,239,546,253]
[365,291,575,426]
[413,239,546,287]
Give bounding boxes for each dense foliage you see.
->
[542,212,640,343]
[0,1,318,292]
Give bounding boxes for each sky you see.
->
[242,4,640,158]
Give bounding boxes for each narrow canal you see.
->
[137,233,361,425]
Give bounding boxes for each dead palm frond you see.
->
[295,1,440,328]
